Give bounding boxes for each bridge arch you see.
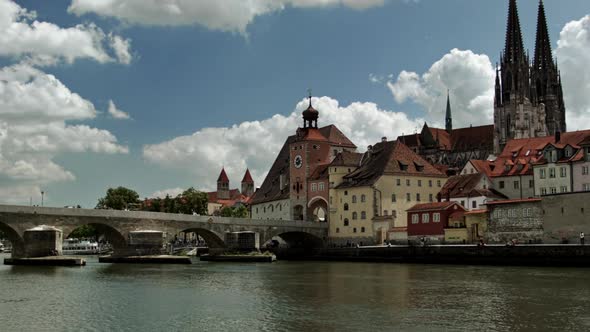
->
[176,227,225,248]
[0,221,25,257]
[273,231,324,249]
[63,222,127,253]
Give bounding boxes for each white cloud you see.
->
[143,96,423,191]
[0,184,42,205]
[0,0,132,65]
[150,187,185,199]
[0,63,128,193]
[387,48,495,128]
[556,15,590,130]
[68,0,388,35]
[108,100,131,120]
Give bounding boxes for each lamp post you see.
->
[41,191,44,207]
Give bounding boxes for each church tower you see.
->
[445,91,452,133]
[494,0,566,154]
[216,168,230,200]
[241,169,255,197]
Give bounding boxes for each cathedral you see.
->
[494,0,566,153]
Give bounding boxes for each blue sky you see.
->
[1,0,590,208]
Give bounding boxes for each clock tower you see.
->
[289,93,330,220]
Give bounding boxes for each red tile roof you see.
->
[398,124,494,154]
[217,168,229,183]
[241,169,254,184]
[464,209,488,215]
[330,150,363,167]
[407,201,464,212]
[484,198,541,205]
[319,125,357,148]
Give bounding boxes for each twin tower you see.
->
[494,0,566,153]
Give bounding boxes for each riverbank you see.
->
[277,244,590,267]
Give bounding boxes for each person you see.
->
[581,232,585,245]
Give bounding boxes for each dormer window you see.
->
[414,162,424,172]
[565,147,572,158]
[398,161,408,171]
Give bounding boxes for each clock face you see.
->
[294,155,303,169]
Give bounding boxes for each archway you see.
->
[275,231,324,249]
[0,221,25,258]
[175,228,225,249]
[293,205,304,221]
[307,196,328,223]
[64,223,127,255]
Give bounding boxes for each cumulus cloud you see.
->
[68,0,388,35]
[0,63,128,204]
[556,15,590,130]
[143,96,423,191]
[0,0,132,65]
[107,100,131,119]
[387,48,495,128]
[150,188,185,199]
[0,184,42,205]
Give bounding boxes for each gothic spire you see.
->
[533,0,554,72]
[445,91,452,133]
[504,0,525,65]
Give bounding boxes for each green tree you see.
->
[219,206,234,217]
[68,225,98,239]
[96,186,140,210]
[176,188,208,215]
[219,205,248,218]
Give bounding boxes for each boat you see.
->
[0,242,4,253]
[62,238,100,255]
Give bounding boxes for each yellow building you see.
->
[328,139,448,245]
[443,209,488,244]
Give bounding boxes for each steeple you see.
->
[500,0,530,104]
[445,91,452,133]
[533,0,554,73]
[302,89,319,129]
[241,169,254,197]
[504,0,525,65]
[217,168,230,199]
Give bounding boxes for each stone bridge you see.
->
[0,205,328,258]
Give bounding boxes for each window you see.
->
[429,194,433,202]
[461,200,465,207]
[412,214,419,224]
[344,203,349,211]
[391,194,397,202]
[513,181,520,189]
[416,193,421,201]
[384,210,388,216]
[418,180,422,187]
[361,194,366,203]
[392,210,397,218]
[336,227,340,233]
[422,213,429,223]
[406,179,411,186]
[361,211,367,219]
[583,166,589,175]
[472,201,477,209]
[541,188,547,195]
[529,179,534,188]
[353,228,357,233]
[256,208,259,214]
[352,195,357,203]
[406,193,411,201]
[352,212,358,220]
[264,207,266,213]
[396,179,401,186]
[433,213,440,222]
[344,218,349,226]
[361,227,365,233]
[429,180,433,187]
[330,196,333,204]
[550,187,557,194]
[560,167,567,178]
[437,180,441,187]
[540,168,546,179]
[344,190,348,196]
[319,183,325,191]
[561,186,568,193]
[583,184,590,191]
[499,181,505,189]
[311,183,317,192]
[269,204,274,212]
[549,168,556,178]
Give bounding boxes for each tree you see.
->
[176,187,208,215]
[68,225,98,239]
[219,205,248,218]
[96,186,140,210]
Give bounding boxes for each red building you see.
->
[407,201,466,242]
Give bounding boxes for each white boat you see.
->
[63,238,99,255]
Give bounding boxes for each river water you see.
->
[0,254,589,331]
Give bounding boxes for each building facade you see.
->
[407,201,466,243]
[485,198,543,244]
[439,173,506,210]
[494,0,566,153]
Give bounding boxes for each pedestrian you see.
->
[581,232,585,245]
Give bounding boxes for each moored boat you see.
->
[63,238,99,255]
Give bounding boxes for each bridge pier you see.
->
[22,226,62,258]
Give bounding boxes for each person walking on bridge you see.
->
[581,232,585,246]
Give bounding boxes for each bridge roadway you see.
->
[0,205,328,258]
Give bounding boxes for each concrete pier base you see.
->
[98,255,192,264]
[4,256,86,266]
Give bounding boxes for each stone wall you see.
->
[487,201,543,244]
[542,192,590,244]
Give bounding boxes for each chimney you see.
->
[381,136,387,143]
[555,131,561,143]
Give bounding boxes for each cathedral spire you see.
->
[445,90,452,133]
[504,0,525,65]
[533,0,554,73]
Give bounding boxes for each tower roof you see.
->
[504,0,526,65]
[241,169,254,184]
[533,0,554,72]
[445,91,452,132]
[302,96,319,121]
[217,168,229,183]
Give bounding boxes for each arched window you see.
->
[361,211,367,219]
[344,218,349,226]
[269,204,274,212]
[361,194,366,203]
[361,227,365,233]
[344,203,349,211]
[352,195,357,203]
[352,212,358,220]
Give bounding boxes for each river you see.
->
[0,253,589,331]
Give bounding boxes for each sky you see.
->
[0,0,589,208]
